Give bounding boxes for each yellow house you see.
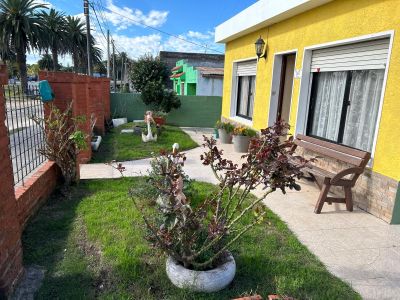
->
[215,0,400,223]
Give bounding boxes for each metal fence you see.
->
[3,84,46,186]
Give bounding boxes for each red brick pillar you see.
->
[0,67,24,297]
[72,75,91,163]
[39,71,92,163]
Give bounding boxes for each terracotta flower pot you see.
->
[218,129,232,144]
[154,116,166,126]
[233,135,251,153]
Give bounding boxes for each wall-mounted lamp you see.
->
[255,36,267,60]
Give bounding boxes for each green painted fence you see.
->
[110,93,222,128]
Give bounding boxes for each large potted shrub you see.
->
[127,121,307,293]
[232,126,257,153]
[215,120,234,144]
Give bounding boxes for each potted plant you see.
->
[215,120,234,144]
[232,126,257,153]
[127,121,307,293]
[153,111,167,126]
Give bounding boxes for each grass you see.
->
[22,178,360,299]
[91,123,198,163]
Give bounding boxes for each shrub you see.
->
[129,54,169,93]
[129,121,308,270]
[233,126,257,137]
[31,102,87,189]
[215,120,234,133]
[141,80,181,113]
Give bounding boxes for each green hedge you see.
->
[110,93,222,128]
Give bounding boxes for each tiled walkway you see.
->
[80,128,400,300]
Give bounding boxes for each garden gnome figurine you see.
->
[142,111,158,142]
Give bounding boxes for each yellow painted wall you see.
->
[222,0,400,180]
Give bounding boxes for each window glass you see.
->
[307,70,384,152]
[237,75,255,119]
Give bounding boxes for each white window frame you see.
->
[295,30,395,166]
[229,57,258,127]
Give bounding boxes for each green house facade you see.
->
[170,60,223,96]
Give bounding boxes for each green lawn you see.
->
[91,123,198,163]
[22,178,360,299]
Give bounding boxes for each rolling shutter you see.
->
[311,38,390,72]
[236,60,257,76]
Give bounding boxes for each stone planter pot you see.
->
[166,253,236,293]
[218,129,232,144]
[133,125,142,135]
[112,117,127,127]
[233,135,251,153]
[91,135,102,151]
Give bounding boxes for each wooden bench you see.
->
[292,134,371,214]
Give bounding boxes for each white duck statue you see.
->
[142,111,158,142]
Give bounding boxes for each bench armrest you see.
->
[331,167,364,185]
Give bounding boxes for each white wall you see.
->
[196,74,223,97]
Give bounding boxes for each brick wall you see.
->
[39,71,111,163]
[0,72,24,298]
[15,162,60,228]
[0,70,110,296]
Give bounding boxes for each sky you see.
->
[28,0,258,65]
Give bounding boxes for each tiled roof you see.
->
[196,67,224,77]
[171,66,182,72]
[170,72,185,78]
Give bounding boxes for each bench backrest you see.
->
[294,134,371,168]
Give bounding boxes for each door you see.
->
[276,54,295,122]
[181,82,185,95]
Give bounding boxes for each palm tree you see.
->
[38,8,66,71]
[0,0,46,90]
[65,16,86,73]
[38,53,54,70]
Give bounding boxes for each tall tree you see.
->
[0,0,46,90]
[65,16,102,74]
[65,15,86,73]
[38,8,66,71]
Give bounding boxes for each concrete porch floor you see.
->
[80,127,400,300]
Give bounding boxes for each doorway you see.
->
[268,52,296,126]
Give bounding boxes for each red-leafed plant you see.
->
[130,121,308,270]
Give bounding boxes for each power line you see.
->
[92,0,224,54]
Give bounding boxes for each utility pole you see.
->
[84,0,92,76]
[121,55,124,83]
[107,30,110,78]
[112,41,116,91]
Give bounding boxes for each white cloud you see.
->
[91,30,162,59]
[162,30,223,54]
[34,0,54,9]
[102,0,168,31]
[187,31,214,40]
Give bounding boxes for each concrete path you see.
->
[80,128,400,300]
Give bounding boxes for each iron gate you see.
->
[3,83,46,186]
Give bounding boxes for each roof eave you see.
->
[215,0,334,43]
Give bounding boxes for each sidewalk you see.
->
[80,128,400,300]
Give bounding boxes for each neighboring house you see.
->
[170,60,224,96]
[215,0,400,224]
[159,51,224,89]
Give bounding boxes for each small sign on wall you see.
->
[294,69,302,79]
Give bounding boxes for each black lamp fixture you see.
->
[255,36,267,59]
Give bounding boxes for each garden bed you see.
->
[91,123,198,163]
[22,178,360,299]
